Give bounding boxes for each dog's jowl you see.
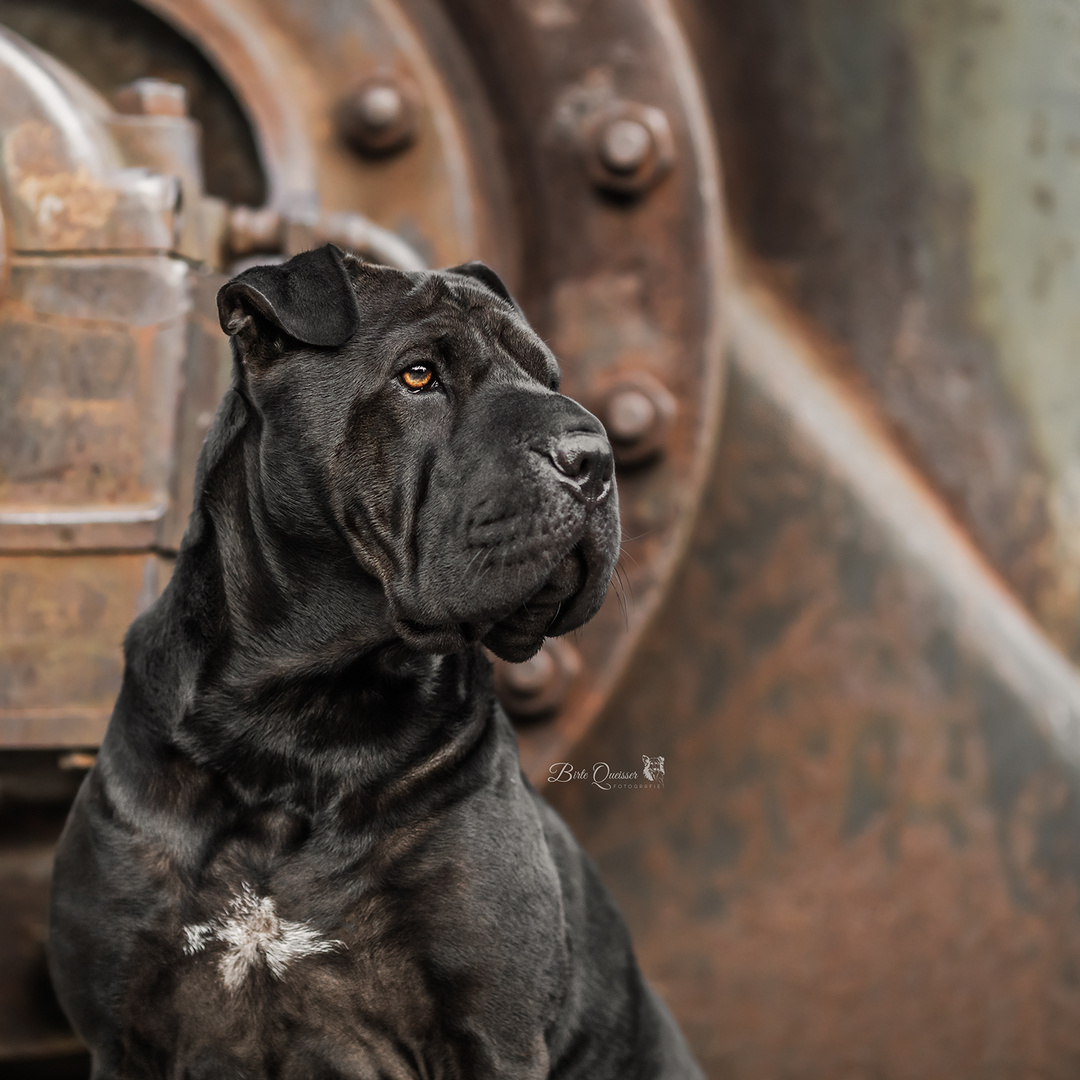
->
[48,245,703,1079]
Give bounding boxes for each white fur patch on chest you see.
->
[182,883,344,991]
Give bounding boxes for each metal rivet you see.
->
[598,118,653,175]
[358,84,406,130]
[606,387,657,443]
[493,640,582,721]
[113,78,188,117]
[584,103,674,196]
[596,372,676,467]
[503,650,556,698]
[335,77,416,157]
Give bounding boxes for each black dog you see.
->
[49,245,702,1079]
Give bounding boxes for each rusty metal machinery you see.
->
[6,1,1080,1077]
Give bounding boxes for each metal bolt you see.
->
[598,118,653,175]
[596,373,676,467]
[503,649,556,699]
[113,78,188,117]
[358,84,406,130]
[584,103,674,196]
[606,387,657,444]
[227,205,284,257]
[493,639,582,721]
[335,77,416,157]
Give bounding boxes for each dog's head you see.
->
[642,755,664,782]
[217,244,620,663]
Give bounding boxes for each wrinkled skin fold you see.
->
[47,245,703,1080]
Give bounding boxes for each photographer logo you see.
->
[546,757,666,790]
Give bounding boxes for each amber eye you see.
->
[401,365,435,391]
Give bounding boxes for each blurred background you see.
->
[3,0,1080,1076]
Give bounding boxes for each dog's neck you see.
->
[113,388,495,807]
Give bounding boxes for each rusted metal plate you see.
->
[0,255,191,551]
[0,27,178,254]
[0,554,172,747]
[0,22,225,751]
[546,284,1080,1078]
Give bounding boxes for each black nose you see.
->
[549,432,614,502]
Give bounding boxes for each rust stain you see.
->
[6,123,117,248]
[547,349,1080,1077]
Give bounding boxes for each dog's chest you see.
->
[123,795,563,1079]
[149,876,452,1077]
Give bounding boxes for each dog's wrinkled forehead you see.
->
[377,268,560,389]
[218,244,559,389]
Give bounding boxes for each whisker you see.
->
[463,547,486,578]
[611,565,629,630]
[616,561,636,605]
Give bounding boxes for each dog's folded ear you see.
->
[445,261,520,311]
[218,244,361,349]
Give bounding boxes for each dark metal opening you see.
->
[0,0,267,207]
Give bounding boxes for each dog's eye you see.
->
[401,365,436,392]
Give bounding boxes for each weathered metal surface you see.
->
[0,31,197,750]
[158,271,230,551]
[108,79,227,266]
[225,203,429,271]
[0,28,178,254]
[139,0,515,273]
[0,256,191,550]
[547,283,1080,1077]
[0,555,172,747]
[0,25,202,761]
[0,24,219,585]
[680,0,1080,666]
